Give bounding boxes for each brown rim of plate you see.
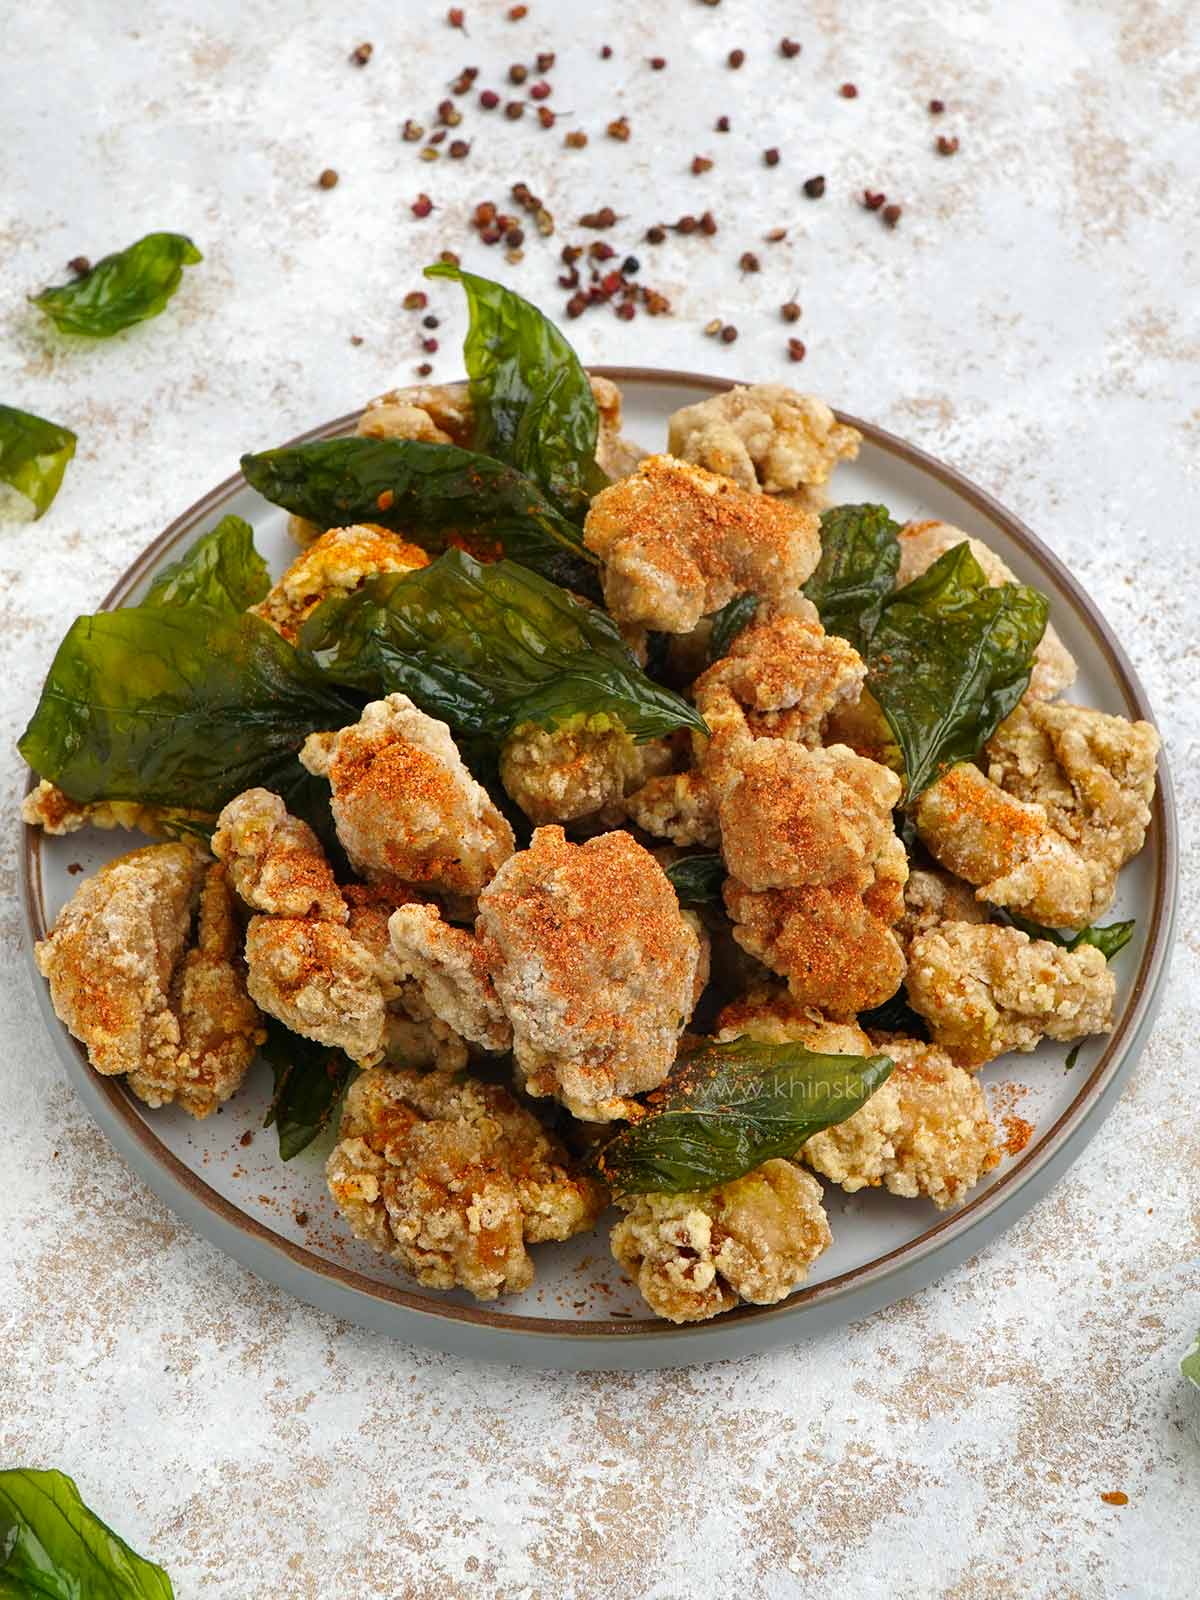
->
[19,368,1178,1343]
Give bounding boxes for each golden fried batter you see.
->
[248,523,429,642]
[896,867,989,951]
[905,922,1114,1068]
[822,686,901,769]
[326,1067,607,1300]
[244,915,386,1065]
[388,903,513,1053]
[583,454,821,634]
[212,788,346,922]
[667,386,861,496]
[343,885,469,1072]
[623,770,721,848]
[499,715,670,826]
[300,694,514,897]
[610,1160,832,1323]
[21,778,211,839]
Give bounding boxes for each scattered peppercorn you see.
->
[564,129,588,148]
[622,255,640,274]
[699,211,718,235]
[535,207,554,235]
[840,82,858,98]
[439,250,460,265]
[505,226,525,246]
[781,299,801,322]
[561,243,582,263]
[720,324,738,343]
[529,80,551,99]
[350,41,373,66]
[600,44,612,58]
[411,192,433,217]
[447,6,465,27]
[928,97,945,113]
[936,134,960,155]
[765,226,787,241]
[728,48,745,68]
[862,189,886,210]
[429,129,447,144]
[763,146,780,166]
[780,37,801,58]
[692,154,713,175]
[537,51,556,71]
[676,214,697,234]
[649,56,666,69]
[402,119,424,141]
[403,290,428,310]
[882,203,902,227]
[566,292,587,317]
[422,314,439,328]
[615,301,636,320]
[1100,1492,1129,1507]
[450,66,478,93]
[739,250,760,272]
[589,240,616,260]
[350,334,364,346]
[449,139,470,158]
[580,206,617,228]
[509,62,528,83]
[646,224,666,243]
[317,167,339,188]
[479,88,499,108]
[417,361,434,376]
[803,174,826,198]
[608,115,631,140]
[787,337,806,361]
[67,256,90,276]
[643,288,671,315]
[420,147,439,162]
[505,100,525,118]
[536,106,556,127]
[704,318,723,336]
[508,3,527,15]
[716,114,731,132]
[423,337,439,353]
[475,200,497,225]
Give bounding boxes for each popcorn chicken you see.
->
[327,1067,607,1300]
[476,827,705,1120]
[897,520,1076,702]
[895,867,989,951]
[21,778,210,839]
[212,787,347,923]
[300,694,514,897]
[905,922,1114,1068]
[667,385,861,496]
[610,1159,832,1323]
[583,454,821,634]
[248,523,429,642]
[344,885,469,1072]
[388,902,512,1054]
[623,770,721,848]
[499,715,670,826]
[244,915,387,1066]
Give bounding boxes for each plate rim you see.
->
[18,366,1180,1360]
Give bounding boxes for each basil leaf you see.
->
[31,233,202,338]
[866,543,1048,800]
[665,853,726,906]
[0,405,76,522]
[0,1468,173,1598]
[707,593,759,662]
[1004,913,1136,961]
[425,263,607,518]
[857,985,930,1040]
[143,515,270,612]
[301,548,706,743]
[593,1036,894,1195]
[804,502,902,653]
[240,436,598,593]
[260,1019,356,1160]
[1182,1330,1200,1391]
[18,605,355,814]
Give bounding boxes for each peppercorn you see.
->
[509,62,528,83]
[402,119,424,141]
[449,139,469,157]
[615,301,636,320]
[580,206,617,228]
[506,248,524,264]
[537,106,556,127]
[720,324,738,343]
[537,51,556,71]
[505,226,525,246]
[781,300,801,322]
[600,44,612,58]
[882,203,902,227]
[699,211,718,235]
[692,154,713,175]
[317,167,339,188]
[646,224,666,243]
[763,147,780,166]
[429,129,447,144]
[481,223,501,244]
[423,336,439,352]
[447,7,464,26]
[67,256,91,276]
[479,88,499,108]
[936,134,959,155]
[417,362,433,376]
[439,250,460,265]
[475,201,497,225]
[505,100,524,118]
[535,207,555,235]
[765,227,787,241]
[787,337,806,361]
[928,98,945,113]
[780,37,801,58]
[840,82,858,98]
[728,48,745,68]
[564,130,588,148]
[676,214,697,234]
[803,174,826,198]
[739,251,760,272]
[403,290,428,310]
[529,80,551,99]
[589,240,616,260]
[450,67,478,93]
[350,42,373,66]
[622,255,640,275]
[607,115,630,140]
[649,56,666,69]
[715,114,731,132]
[350,334,364,345]
[643,289,671,314]
[423,314,439,328]
[411,192,433,217]
[566,292,588,317]
[561,243,582,262]
[508,3,527,15]
[559,268,580,288]
[704,318,722,336]
[419,146,439,162]
[862,189,885,210]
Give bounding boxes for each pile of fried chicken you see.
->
[27,381,1160,1323]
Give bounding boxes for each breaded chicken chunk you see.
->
[583,454,821,634]
[822,686,900,770]
[388,902,513,1053]
[610,1159,832,1323]
[476,827,705,1120]
[21,778,211,839]
[897,520,1076,702]
[212,788,346,922]
[326,1067,607,1299]
[499,715,671,827]
[248,523,429,642]
[243,915,387,1065]
[667,386,861,496]
[905,922,1115,1068]
[300,694,514,897]
[895,867,989,951]
[624,770,721,848]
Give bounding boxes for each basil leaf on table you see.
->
[260,1019,356,1161]
[30,232,202,337]
[593,1036,895,1196]
[0,1468,174,1598]
[707,593,760,662]
[301,548,707,743]
[142,514,270,612]
[664,853,726,907]
[0,405,76,522]
[866,543,1048,800]
[1004,913,1136,962]
[18,604,355,814]
[803,502,902,654]
[425,263,608,518]
[240,436,598,593]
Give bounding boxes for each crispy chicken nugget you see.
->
[667,386,861,496]
[248,523,429,642]
[212,787,346,922]
[243,915,386,1066]
[388,902,513,1054]
[895,867,989,951]
[344,885,469,1072]
[21,778,211,839]
[499,715,671,827]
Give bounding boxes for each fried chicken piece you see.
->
[127,863,265,1115]
[476,827,704,1120]
[21,778,211,839]
[583,454,821,634]
[822,686,901,769]
[248,523,429,642]
[388,903,512,1053]
[623,770,721,848]
[498,715,671,826]
[326,1067,607,1300]
[724,833,908,1017]
[34,843,206,1081]
[667,386,861,496]
[715,986,873,1054]
[905,922,1114,1068]
[243,915,387,1065]
[610,1160,832,1323]
[897,520,1076,702]
[212,788,346,922]
[300,694,514,897]
[343,885,469,1072]
[895,867,989,951]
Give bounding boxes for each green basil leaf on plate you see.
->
[0,1468,174,1599]
[593,1036,894,1196]
[1004,913,1136,962]
[664,853,726,907]
[31,233,202,338]
[0,405,76,523]
[425,263,608,518]
[301,547,707,743]
[857,985,931,1040]
[143,514,270,612]
[707,593,760,662]
[804,502,902,653]
[260,1019,357,1161]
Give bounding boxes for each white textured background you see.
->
[2,1,1198,1594]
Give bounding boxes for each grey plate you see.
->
[20,370,1179,1370]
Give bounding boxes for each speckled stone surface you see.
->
[2,1,1198,1593]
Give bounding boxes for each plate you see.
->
[20,370,1178,1370]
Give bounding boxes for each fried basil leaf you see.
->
[142,515,270,612]
[0,1468,174,1599]
[301,548,706,743]
[804,502,902,653]
[707,593,759,662]
[31,233,202,338]
[425,263,607,518]
[857,985,930,1041]
[665,853,726,907]
[18,604,354,813]
[1005,913,1136,962]
[240,436,597,593]
[1182,1330,1200,1391]
[260,1020,356,1161]
[866,543,1048,800]
[0,404,76,522]
[593,1036,894,1195]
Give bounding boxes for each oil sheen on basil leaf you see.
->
[866,542,1048,800]
[240,435,598,593]
[425,263,608,519]
[301,547,707,743]
[0,404,76,522]
[30,232,202,337]
[260,1018,357,1161]
[803,502,902,654]
[0,1467,175,1599]
[1004,912,1136,962]
[664,853,726,907]
[142,514,270,612]
[707,593,760,662]
[593,1036,894,1196]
